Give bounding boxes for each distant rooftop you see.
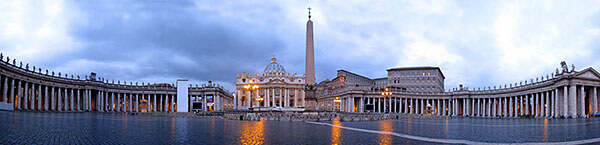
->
[386,66,445,79]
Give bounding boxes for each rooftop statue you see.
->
[571,64,575,72]
[560,61,568,74]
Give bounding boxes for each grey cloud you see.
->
[49,1,284,89]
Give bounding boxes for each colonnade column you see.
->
[579,86,585,117]
[44,86,48,111]
[69,88,73,111]
[552,88,560,117]
[563,86,568,117]
[171,94,175,112]
[136,93,139,112]
[440,99,445,116]
[16,80,21,110]
[569,85,577,118]
[1,76,6,103]
[9,79,14,106]
[36,84,40,110]
[152,94,156,112]
[535,93,540,117]
[544,91,549,117]
[593,87,598,115]
[24,82,29,110]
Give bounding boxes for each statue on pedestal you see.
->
[560,61,568,74]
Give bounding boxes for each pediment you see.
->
[574,67,600,80]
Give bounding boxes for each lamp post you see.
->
[381,88,392,113]
[243,80,259,111]
[334,97,341,112]
[256,96,264,112]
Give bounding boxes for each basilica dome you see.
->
[264,55,286,75]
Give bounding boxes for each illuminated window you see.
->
[422,72,425,76]
[428,73,430,76]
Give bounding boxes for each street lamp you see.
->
[381,88,392,113]
[256,96,264,111]
[243,80,260,110]
[334,97,341,111]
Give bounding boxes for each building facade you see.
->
[387,67,445,93]
[0,53,233,112]
[316,63,600,118]
[235,56,306,111]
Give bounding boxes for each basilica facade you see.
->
[234,56,306,111]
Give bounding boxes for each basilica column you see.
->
[270,89,275,107]
[285,89,290,108]
[278,89,282,107]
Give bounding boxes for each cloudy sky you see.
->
[1,0,600,92]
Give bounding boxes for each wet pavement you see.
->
[1,111,599,144]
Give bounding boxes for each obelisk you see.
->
[305,7,316,85]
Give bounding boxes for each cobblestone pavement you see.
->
[1,111,599,144]
[0,111,435,144]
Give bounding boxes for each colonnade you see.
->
[326,84,599,118]
[0,73,233,112]
[94,91,176,112]
[0,74,92,112]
